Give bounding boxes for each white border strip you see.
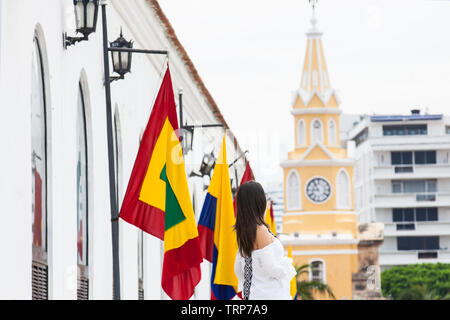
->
[281,239,359,246]
[290,249,358,256]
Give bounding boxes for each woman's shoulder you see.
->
[254,225,275,251]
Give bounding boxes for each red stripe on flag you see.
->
[198,224,214,263]
[162,236,203,300]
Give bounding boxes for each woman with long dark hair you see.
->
[234,181,296,300]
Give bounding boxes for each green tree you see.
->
[381,263,450,300]
[294,264,336,300]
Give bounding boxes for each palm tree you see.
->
[397,284,450,300]
[294,264,336,300]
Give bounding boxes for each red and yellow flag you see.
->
[120,67,203,300]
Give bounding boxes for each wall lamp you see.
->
[64,0,100,49]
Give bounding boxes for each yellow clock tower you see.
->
[281,3,358,300]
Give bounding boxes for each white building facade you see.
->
[0,0,246,300]
[347,111,450,270]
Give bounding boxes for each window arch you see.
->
[328,118,337,146]
[297,119,306,146]
[336,169,351,209]
[310,119,323,144]
[113,107,122,207]
[31,32,49,300]
[312,70,319,87]
[286,170,301,210]
[77,82,89,299]
[309,259,326,283]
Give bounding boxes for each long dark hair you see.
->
[234,181,268,257]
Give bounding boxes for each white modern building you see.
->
[0,0,247,300]
[346,110,450,270]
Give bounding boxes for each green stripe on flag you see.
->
[160,165,186,230]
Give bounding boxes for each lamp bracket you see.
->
[63,32,89,49]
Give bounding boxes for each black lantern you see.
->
[110,29,133,81]
[64,0,99,48]
[74,0,99,37]
[189,151,216,178]
[199,152,216,177]
[180,127,194,155]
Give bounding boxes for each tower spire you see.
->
[299,0,331,97]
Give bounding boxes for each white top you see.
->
[234,236,297,300]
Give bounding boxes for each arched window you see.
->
[31,34,48,300]
[328,118,337,146]
[336,169,351,209]
[312,70,319,87]
[286,171,301,210]
[113,109,121,207]
[132,117,145,300]
[309,259,326,283]
[77,82,89,299]
[311,119,323,144]
[297,119,306,146]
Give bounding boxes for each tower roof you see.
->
[299,4,332,98]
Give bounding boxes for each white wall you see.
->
[0,0,245,300]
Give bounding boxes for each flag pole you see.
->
[101,0,169,300]
[101,2,121,300]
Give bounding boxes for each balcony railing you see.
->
[379,249,450,265]
[374,192,450,208]
[383,221,450,236]
[373,163,450,179]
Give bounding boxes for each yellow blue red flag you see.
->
[197,135,238,300]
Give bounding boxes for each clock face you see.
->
[306,177,332,204]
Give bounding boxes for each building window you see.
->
[309,260,325,283]
[311,119,323,144]
[393,208,438,222]
[113,110,120,207]
[383,124,427,136]
[286,171,301,210]
[445,126,450,135]
[391,179,437,193]
[391,151,436,166]
[77,82,89,300]
[414,151,436,164]
[397,236,439,251]
[31,34,48,300]
[297,119,306,146]
[336,169,351,209]
[328,119,337,145]
[312,70,318,87]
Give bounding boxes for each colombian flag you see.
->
[288,245,298,300]
[264,200,277,236]
[198,136,238,300]
[119,67,203,300]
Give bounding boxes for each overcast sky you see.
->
[157,0,450,186]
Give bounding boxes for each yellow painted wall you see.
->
[292,247,358,300]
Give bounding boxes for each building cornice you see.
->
[291,107,342,116]
[284,210,357,216]
[281,158,355,168]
